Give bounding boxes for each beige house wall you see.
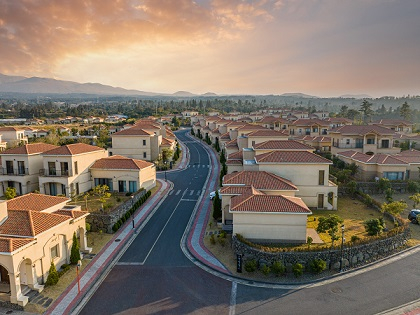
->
[39,150,107,197]
[110,135,153,161]
[226,164,244,174]
[231,212,308,242]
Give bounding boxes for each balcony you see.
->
[39,169,73,177]
[0,168,29,176]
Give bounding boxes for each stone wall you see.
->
[233,228,410,271]
[87,189,147,233]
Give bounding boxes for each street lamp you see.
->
[76,260,82,294]
[339,224,345,272]
[131,195,135,229]
[164,161,167,182]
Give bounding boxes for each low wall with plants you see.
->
[87,189,149,233]
[233,227,410,273]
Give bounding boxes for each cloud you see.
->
[0,0,275,76]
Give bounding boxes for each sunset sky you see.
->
[1,0,419,97]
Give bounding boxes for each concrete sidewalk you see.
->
[45,179,171,315]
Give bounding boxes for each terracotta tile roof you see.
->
[220,133,231,140]
[253,140,314,151]
[165,128,175,138]
[257,116,288,124]
[324,117,353,124]
[255,151,332,164]
[220,185,257,195]
[1,143,59,155]
[293,135,331,143]
[7,193,70,212]
[330,125,395,135]
[223,171,297,190]
[112,128,154,136]
[0,127,23,131]
[0,210,69,236]
[237,124,267,131]
[0,237,34,252]
[211,128,220,134]
[226,159,243,165]
[161,137,175,146]
[42,143,104,155]
[371,119,413,126]
[337,151,408,165]
[90,155,153,170]
[225,139,239,148]
[292,118,330,127]
[230,194,311,214]
[228,151,243,160]
[245,129,289,137]
[53,209,89,219]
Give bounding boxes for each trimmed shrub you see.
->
[45,262,59,286]
[58,264,70,278]
[210,234,216,245]
[85,223,91,232]
[309,259,327,274]
[271,261,286,276]
[244,260,257,272]
[351,235,360,243]
[219,238,226,247]
[70,232,80,264]
[261,264,271,275]
[364,218,385,236]
[292,263,304,278]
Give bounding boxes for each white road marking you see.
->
[169,190,174,195]
[229,281,237,315]
[115,262,144,266]
[190,190,194,195]
[196,190,201,195]
[175,190,181,195]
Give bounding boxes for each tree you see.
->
[381,201,407,218]
[45,262,59,286]
[399,101,411,120]
[70,232,81,264]
[364,218,385,236]
[212,191,222,220]
[347,181,358,198]
[4,187,17,200]
[171,116,180,127]
[316,214,344,247]
[409,193,420,208]
[220,149,226,164]
[347,109,361,120]
[339,105,348,117]
[93,184,111,208]
[161,148,173,162]
[360,99,374,121]
[378,178,391,193]
[385,188,394,203]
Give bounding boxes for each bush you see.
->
[45,262,59,286]
[309,259,327,274]
[125,192,132,196]
[364,218,385,236]
[58,264,70,278]
[116,197,122,202]
[244,260,257,272]
[292,263,304,278]
[351,235,360,243]
[85,223,91,232]
[261,264,271,275]
[112,223,119,232]
[271,261,286,276]
[407,180,420,193]
[219,231,227,239]
[219,238,226,247]
[70,232,80,264]
[210,234,216,245]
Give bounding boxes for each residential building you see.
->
[294,135,332,152]
[0,194,90,306]
[0,143,59,196]
[330,125,401,156]
[0,127,28,148]
[289,119,330,137]
[369,119,414,134]
[38,143,108,197]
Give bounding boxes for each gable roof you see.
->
[223,171,297,190]
[112,127,154,136]
[253,140,314,151]
[337,150,408,165]
[292,118,330,127]
[0,143,59,155]
[0,210,70,237]
[230,194,311,214]
[330,125,395,136]
[42,143,104,156]
[245,129,289,137]
[255,151,332,164]
[371,119,413,126]
[53,209,89,219]
[0,127,23,132]
[90,155,153,170]
[0,237,34,252]
[7,193,70,212]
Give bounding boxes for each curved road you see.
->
[79,129,420,315]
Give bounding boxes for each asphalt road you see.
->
[79,129,420,315]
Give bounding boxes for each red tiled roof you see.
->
[324,117,353,124]
[112,128,154,136]
[230,194,311,214]
[0,210,70,236]
[225,139,239,148]
[53,209,89,219]
[0,237,34,252]
[226,159,243,165]
[371,119,413,126]
[337,151,408,165]
[223,171,297,190]
[330,125,395,135]
[220,133,231,140]
[1,143,59,155]
[245,129,289,137]
[161,137,175,146]
[253,140,314,151]
[0,127,23,131]
[228,151,243,160]
[220,185,257,195]
[7,193,70,212]
[237,124,267,131]
[42,143,104,155]
[255,151,332,164]
[90,155,153,170]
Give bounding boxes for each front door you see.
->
[318,194,324,209]
[49,183,57,196]
[0,265,9,284]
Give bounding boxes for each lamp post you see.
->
[131,195,135,229]
[76,260,82,294]
[339,224,345,272]
[164,161,167,182]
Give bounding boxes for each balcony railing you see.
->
[39,169,73,177]
[0,168,29,176]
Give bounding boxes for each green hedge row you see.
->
[112,190,152,232]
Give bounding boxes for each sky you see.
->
[1,0,420,97]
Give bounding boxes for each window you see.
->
[75,182,79,195]
[51,244,59,259]
[6,160,13,174]
[17,161,25,175]
[61,184,66,195]
[74,161,78,175]
[319,170,325,185]
[48,162,56,176]
[367,138,375,144]
[94,178,113,191]
[143,152,147,159]
[143,139,146,146]
[383,172,403,180]
[129,181,137,193]
[346,139,350,145]
[60,162,69,176]
[252,141,255,147]
[381,139,390,148]
[118,180,126,192]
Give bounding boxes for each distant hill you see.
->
[280,93,319,98]
[0,74,159,96]
[202,92,218,96]
[339,94,372,99]
[172,91,196,97]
